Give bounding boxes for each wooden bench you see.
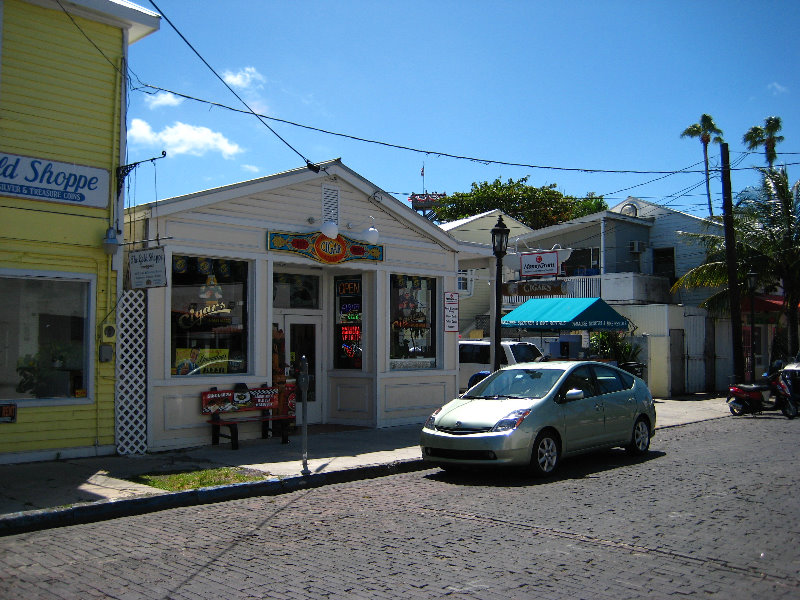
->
[202,387,295,450]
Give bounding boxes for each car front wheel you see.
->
[530,430,560,477]
[626,417,651,455]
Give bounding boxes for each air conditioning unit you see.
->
[629,240,646,253]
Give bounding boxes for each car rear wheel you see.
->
[626,416,651,455]
[530,430,560,477]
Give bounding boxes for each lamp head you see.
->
[491,215,510,258]
[102,227,120,255]
[321,221,339,239]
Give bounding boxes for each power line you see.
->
[131,81,800,178]
[146,0,318,171]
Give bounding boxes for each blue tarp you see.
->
[501,297,629,331]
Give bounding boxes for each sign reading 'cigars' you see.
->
[268,231,384,264]
[503,281,566,296]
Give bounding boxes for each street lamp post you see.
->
[491,216,510,373]
[747,271,758,382]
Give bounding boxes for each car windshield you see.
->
[510,344,542,362]
[463,368,565,399]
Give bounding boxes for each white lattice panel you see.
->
[116,290,148,455]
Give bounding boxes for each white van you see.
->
[458,340,543,391]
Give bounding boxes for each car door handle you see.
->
[594,403,603,411]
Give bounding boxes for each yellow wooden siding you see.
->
[0,0,124,456]
[0,0,122,170]
[0,238,118,454]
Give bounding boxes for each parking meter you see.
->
[298,356,310,475]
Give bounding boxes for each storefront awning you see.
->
[501,297,629,331]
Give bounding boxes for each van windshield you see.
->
[510,344,542,363]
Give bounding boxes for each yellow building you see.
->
[0,0,158,463]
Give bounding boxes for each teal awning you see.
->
[501,297,629,331]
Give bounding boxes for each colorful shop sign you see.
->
[268,231,383,264]
[0,152,110,208]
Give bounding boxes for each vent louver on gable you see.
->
[322,185,339,224]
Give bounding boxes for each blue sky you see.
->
[124,1,800,218]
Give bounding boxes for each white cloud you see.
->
[128,119,243,159]
[144,91,184,109]
[768,82,788,95]
[241,164,260,173]
[222,66,265,90]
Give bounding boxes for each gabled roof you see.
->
[609,196,719,227]
[132,158,463,252]
[440,210,532,245]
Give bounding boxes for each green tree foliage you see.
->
[681,114,724,218]
[589,331,641,363]
[743,116,784,170]
[671,168,800,356]
[434,177,607,230]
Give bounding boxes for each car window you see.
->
[560,366,596,400]
[468,368,565,399]
[593,365,625,394]
[510,343,542,363]
[618,370,634,389]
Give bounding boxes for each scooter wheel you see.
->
[728,397,744,416]
[780,402,797,420]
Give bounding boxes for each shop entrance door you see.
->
[274,315,323,424]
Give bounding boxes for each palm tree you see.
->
[743,116,784,170]
[681,114,724,218]
[672,168,800,359]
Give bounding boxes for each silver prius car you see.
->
[420,361,656,477]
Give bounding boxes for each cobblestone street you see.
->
[2,415,799,599]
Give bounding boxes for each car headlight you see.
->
[491,409,531,432]
[424,408,441,430]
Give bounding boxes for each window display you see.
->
[334,276,362,369]
[171,256,248,376]
[0,276,88,400]
[390,274,436,369]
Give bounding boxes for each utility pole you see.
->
[721,142,745,382]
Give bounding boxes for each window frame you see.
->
[167,255,252,380]
[0,268,96,406]
[389,274,438,370]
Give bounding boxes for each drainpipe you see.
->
[600,217,606,275]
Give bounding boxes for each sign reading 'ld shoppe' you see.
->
[0,152,110,208]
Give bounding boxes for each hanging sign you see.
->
[268,231,384,264]
[129,248,167,288]
[444,292,459,332]
[0,152,109,208]
[520,251,559,277]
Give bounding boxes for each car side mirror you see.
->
[565,389,584,402]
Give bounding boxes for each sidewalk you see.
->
[0,395,731,535]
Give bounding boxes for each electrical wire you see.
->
[146,0,316,170]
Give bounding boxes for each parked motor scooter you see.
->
[727,380,772,416]
[727,361,784,417]
[775,362,800,420]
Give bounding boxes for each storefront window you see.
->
[0,276,88,400]
[171,256,248,376]
[390,274,436,369]
[334,276,362,369]
[273,273,319,309]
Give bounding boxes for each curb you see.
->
[0,458,429,537]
